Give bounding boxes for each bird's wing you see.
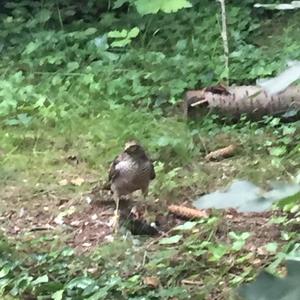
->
[108,153,124,182]
[103,153,125,190]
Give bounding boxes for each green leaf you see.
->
[0,278,11,295]
[17,113,32,126]
[277,191,300,208]
[84,28,97,35]
[52,289,64,300]
[269,117,280,127]
[113,0,130,9]
[208,244,228,261]
[67,62,80,72]
[265,242,278,253]
[0,265,11,278]
[111,39,131,48]
[108,29,128,38]
[232,240,246,251]
[282,126,296,135]
[269,146,287,157]
[23,41,39,54]
[61,248,74,257]
[159,235,182,245]
[173,221,197,231]
[32,274,49,285]
[135,0,192,15]
[36,9,51,23]
[67,277,96,290]
[86,288,109,299]
[127,27,140,38]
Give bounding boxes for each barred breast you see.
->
[111,158,152,196]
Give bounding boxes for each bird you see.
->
[103,140,155,233]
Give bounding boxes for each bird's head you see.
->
[124,140,144,155]
[124,140,141,154]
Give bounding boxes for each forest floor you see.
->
[0,118,298,249]
[1,117,300,299]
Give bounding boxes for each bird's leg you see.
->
[142,187,149,216]
[112,192,120,234]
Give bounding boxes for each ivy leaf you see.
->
[67,62,80,72]
[32,274,49,285]
[113,0,131,9]
[0,264,11,278]
[0,278,11,295]
[52,289,64,300]
[159,235,182,245]
[173,221,197,231]
[127,27,140,38]
[111,39,131,47]
[23,41,39,54]
[208,244,228,261]
[36,8,51,23]
[264,242,278,253]
[232,240,246,251]
[84,28,97,35]
[108,29,128,38]
[269,146,287,157]
[67,277,96,290]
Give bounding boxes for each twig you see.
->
[182,279,204,286]
[29,225,55,232]
[190,99,208,107]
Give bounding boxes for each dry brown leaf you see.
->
[71,177,85,186]
[59,179,68,186]
[143,276,160,288]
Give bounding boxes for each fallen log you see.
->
[184,85,300,121]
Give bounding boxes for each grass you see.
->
[1,109,300,211]
[2,108,299,300]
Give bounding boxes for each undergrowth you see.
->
[0,211,299,300]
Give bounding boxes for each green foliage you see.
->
[1,214,297,299]
[1,0,299,125]
[108,27,140,47]
[277,191,300,213]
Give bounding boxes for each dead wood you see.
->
[168,204,208,219]
[205,144,237,161]
[184,85,300,121]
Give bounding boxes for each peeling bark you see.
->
[184,85,300,121]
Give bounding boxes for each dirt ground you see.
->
[0,182,288,256]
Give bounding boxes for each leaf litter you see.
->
[0,185,292,257]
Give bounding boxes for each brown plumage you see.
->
[104,140,155,232]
